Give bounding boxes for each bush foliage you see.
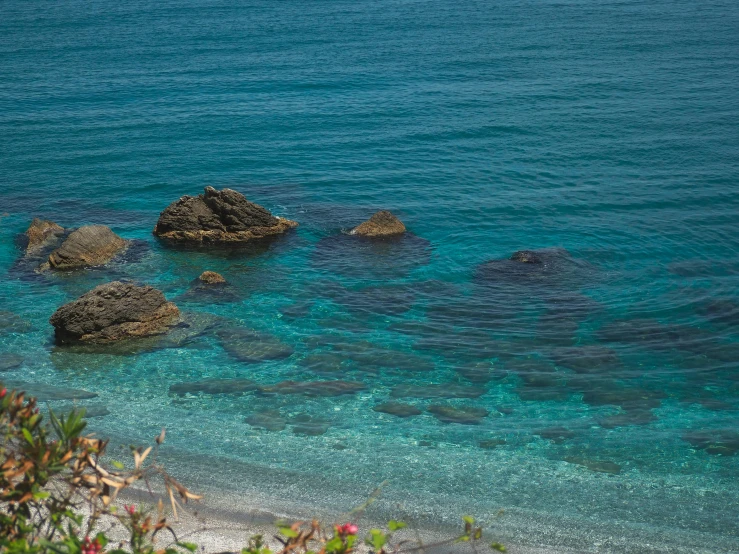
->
[0,387,505,554]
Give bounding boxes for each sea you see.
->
[1,0,738,552]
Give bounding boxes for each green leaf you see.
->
[278,527,299,539]
[490,543,507,552]
[388,520,406,531]
[21,427,34,446]
[462,516,475,525]
[111,460,125,470]
[177,541,198,552]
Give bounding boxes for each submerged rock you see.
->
[290,414,331,436]
[217,327,294,362]
[510,250,542,264]
[0,311,32,334]
[563,456,621,475]
[456,362,508,384]
[169,378,257,396]
[40,225,127,271]
[50,281,180,344]
[479,438,507,449]
[550,345,619,374]
[373,402,423,418]
[3,382,98,401]
[598,409,657,428]
[535,426,576,443]
[683,429,739,456]
[390,383,485,399]
[428,405,489,424]
[153,187,297,244]
[299,352,348,374]
[198,271,226,284]
[0,353,24,371]
[246,409,287,432]
[24,218,64,254]
[350,211,406,238]
[259,380,366,397]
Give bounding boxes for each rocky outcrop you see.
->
[198,271,226,284]
[41,225,127,271]
[510,250,542,264]
[153,187,297,244]
[24,219,64,253]
[50,281,180,344]
[350,211,406,237]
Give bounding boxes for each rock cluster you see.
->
[153,186,297,244]
[50,281,179,344]
[41,225,127,271]
[350,211,406,238]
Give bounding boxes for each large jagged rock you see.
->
[153,187,297,244]
[350,210,406,237]
[50,281,180,344]
[41,225,127,271]
[24,218,64,253]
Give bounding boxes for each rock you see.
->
[24,218,64,253]
[259,380,366,397]
[598,410,657,428]
[373,402,423,418]
[290,414,331,436]
[198,271,226,284]
[0,354,24,371]
[41,225,127,271]
[479,438,507,449]
[456,362,508,384]
[563,456,621,475]
[350,211,406,237]
[428,405,489,424]
[550,346,619,374]
[246,409,287,432]
[169,378,257,396]
[496,404,515,415]
[3,382,97,401]
[153,186,297,244]
[50,281,180,344]
[390,384,485,399]
[683,429,739,456]
[299,352,348,374]
[217,327,294,362]
[510,250,542,264]
[535,426,576,443]
[0,311,32,334]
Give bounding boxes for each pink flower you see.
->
[0,388,6,399]
[340,523,359,535]
[125,504,135,515]
[82,536,102,554]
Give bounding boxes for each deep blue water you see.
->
[2,0,739,551]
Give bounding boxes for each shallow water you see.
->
[1,0,739,551]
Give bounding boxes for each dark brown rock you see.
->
[350,211,406,237]
[153,187,297,244]
[41,225,127,271]
[50,281,180,344]
[198,271,226,284]
[428,405,489,424]
[373,402,423,418]
[24,218,64,253]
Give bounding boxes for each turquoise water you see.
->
[2,0,739,551]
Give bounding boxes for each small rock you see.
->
[41,225,127,271]
[428,405,489,424]
[259,380,366,397]
[290,414,331,436]
[169,378,257,396]
[24,218,64,253]
[391,383,485,399]
[246,409,287,432]
[217,327,294,363]
[373,402,423,418]
[479,438,507,449]
[350,210,406,238]
[0,353,24,371]
[5,382,97,401]
[198,271,226,284]
[563,456,621,474]
[535,426,576,443]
